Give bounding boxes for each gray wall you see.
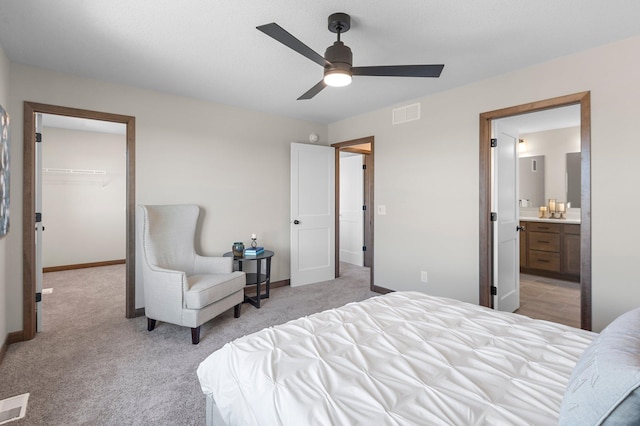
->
[6,63,327,327]
[3,34,640,335]
[519,155,545,208]
[41,127,126,267]
[329,35,640,332]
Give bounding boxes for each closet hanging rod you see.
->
[42,168,107,175]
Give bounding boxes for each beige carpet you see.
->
[0,263,376,425]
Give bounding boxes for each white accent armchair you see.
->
[138,204,245,344]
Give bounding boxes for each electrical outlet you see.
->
[377,205,386,215]
[421,271,428,283]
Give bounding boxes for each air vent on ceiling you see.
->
[392,103,421,125]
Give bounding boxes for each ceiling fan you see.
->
[257,12,444,100]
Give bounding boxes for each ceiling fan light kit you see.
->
[324,69,352,87]
[257,12,444,99]
[323,14,353,87]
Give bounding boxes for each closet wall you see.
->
[42,126,126,267]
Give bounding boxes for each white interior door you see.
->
[492,121,520,312]
[290,143,335,287]
[35,113,44,331]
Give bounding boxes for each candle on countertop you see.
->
[557,202,566,213]
[538,206,547,218]
[548,199,556,212]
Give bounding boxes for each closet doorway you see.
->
[22,102,136,341]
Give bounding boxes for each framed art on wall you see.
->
[0,104,10,237]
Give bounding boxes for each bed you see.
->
[197,291,640,426]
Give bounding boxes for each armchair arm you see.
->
[193,255,233,275]
[142,264,190,323]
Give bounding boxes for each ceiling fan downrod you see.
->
[324,12,353,82]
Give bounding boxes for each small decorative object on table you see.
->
[232,241,245,258]
[250,233,258,248]
[244,245,265,256]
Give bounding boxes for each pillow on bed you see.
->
[559,307,640,425]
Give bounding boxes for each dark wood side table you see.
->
[223,250,274,308]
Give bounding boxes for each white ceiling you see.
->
[1,1,639,124]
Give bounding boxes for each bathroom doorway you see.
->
[479,91,592,330]
[498,105,582,327]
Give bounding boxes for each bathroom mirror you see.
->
[566,152,581,208]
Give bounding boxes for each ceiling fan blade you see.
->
[297,80,327,100]
[257,23,330,68]
[352,64,444,78]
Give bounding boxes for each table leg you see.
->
[265,257,271,299]
[238,254,273,309]
[255,258,262,308]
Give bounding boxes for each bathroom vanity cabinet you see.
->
[519,220,580,282]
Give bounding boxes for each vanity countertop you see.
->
[520,216,581,225]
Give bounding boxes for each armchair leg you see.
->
[234,303,241,318]
[191,326,201,345]
[147,318,156,331]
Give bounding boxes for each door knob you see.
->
[293,220,300,225]
[516,225,526,232]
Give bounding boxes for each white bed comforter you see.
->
[197,291,595,426]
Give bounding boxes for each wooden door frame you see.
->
[332,136,384,292]
[479,91,592,330]
[22,102,136,341]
